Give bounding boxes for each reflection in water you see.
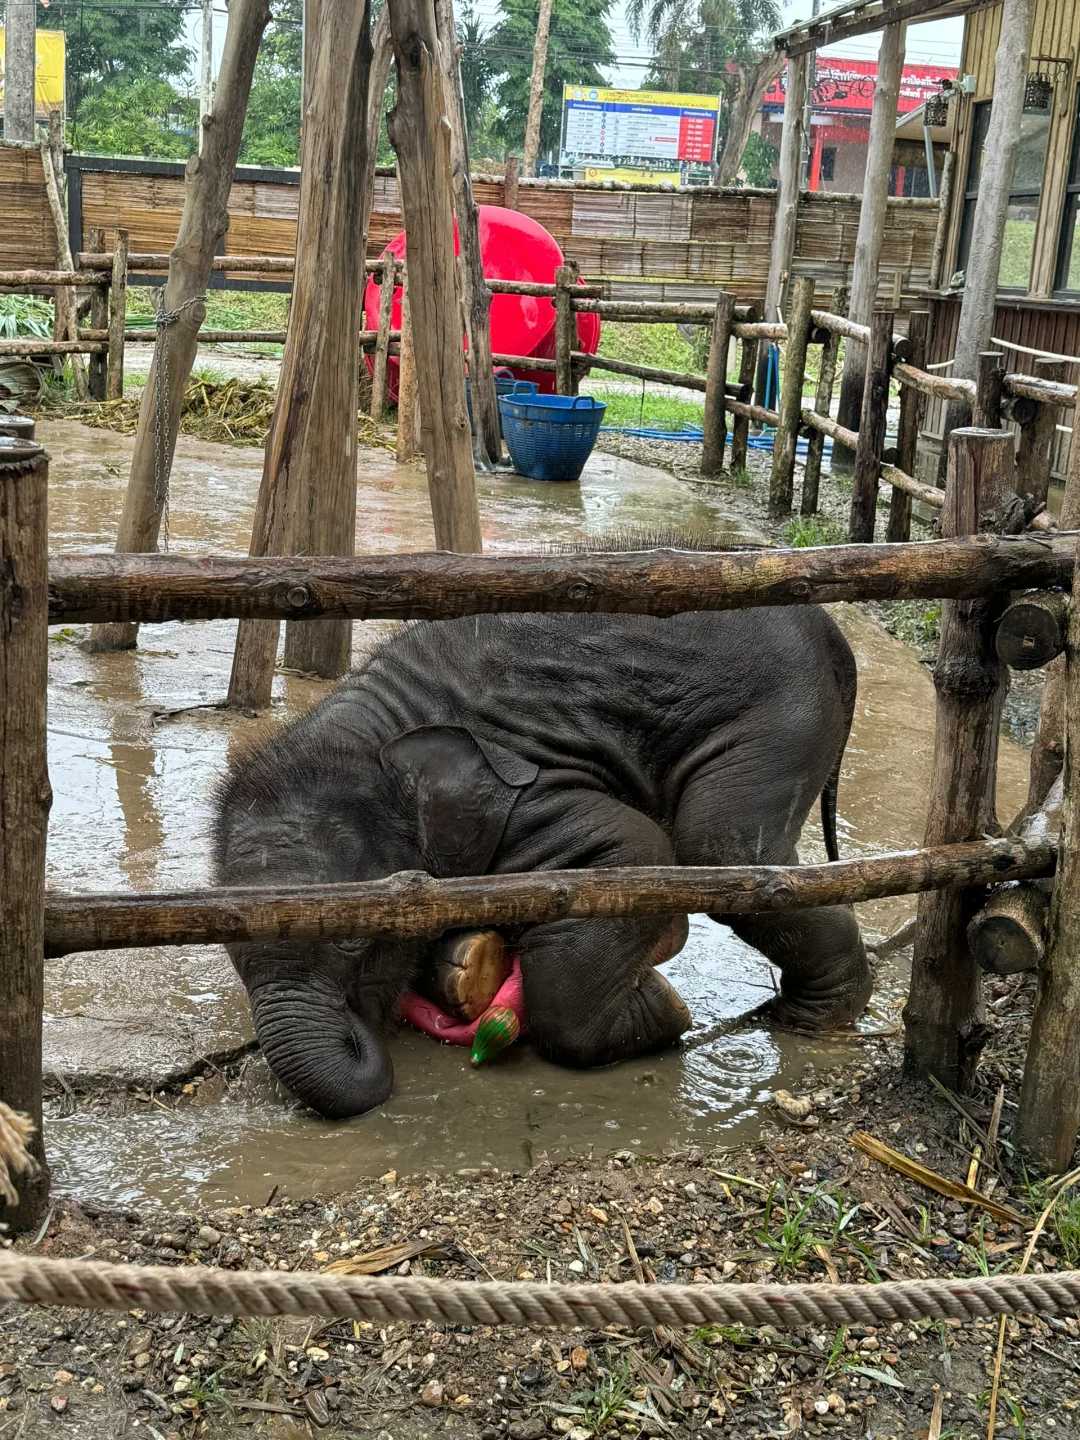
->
[40,418,1032,1212]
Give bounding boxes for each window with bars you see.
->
[956,99,1050,291]
[1056,90,1080,293]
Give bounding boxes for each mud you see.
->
[41,419,1030,1212]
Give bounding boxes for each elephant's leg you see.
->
[505,792,692,1068]
[672,762,871,1029]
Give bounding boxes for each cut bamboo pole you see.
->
[370,257,397,421]
[387,0,482,551]
[802,283,846,516]
[904,428,1018,1091]
[555,262,578,396]
[47,535,1077,627]
[887,308,928,543]
[0,440,51,1235]
[701,292,735,478]
[106,230,128,402]
[848,310,893,543]
[1016,549,1080,1168]
[769,275,814,519]
[41,837,1056,958]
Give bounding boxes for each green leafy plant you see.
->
[0,295,53,340]
[740,130,779,188]
[783,515,845,547]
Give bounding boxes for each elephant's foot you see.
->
[424,929,510,1021]
[758,962,873,1033]
[646,913,690,968]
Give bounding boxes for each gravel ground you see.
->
[4,972,1079,1440]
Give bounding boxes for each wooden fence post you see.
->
[701,291,735,478]
[802,283,846,516]
[885,308,928,543]
[729,333,757,476]
[555,262,578,397]
[0,438,52,1235]
[847,309,893,543]
[503,153,520,210]
[396,270,421,463]
[1016,572,1080,1169]
[106,229,128,401]
[86,226,108,402]
[388,0,482,552]
[370,258,397,421]
[1016,358,1065,510]
[756,52,808,403]
[768,275,814,519]
[974,349,1005,428]
[903,428,1017,1090]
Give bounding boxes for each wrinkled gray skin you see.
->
[213,602,870,1119]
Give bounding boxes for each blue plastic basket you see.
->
[498,393,607,483]
[465,373,539,434]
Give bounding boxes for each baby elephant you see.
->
[213,604,870,1119]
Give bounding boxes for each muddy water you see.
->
[41,420,1031,1210]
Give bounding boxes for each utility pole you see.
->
[522,0,554,176]
[3,0,37,143]
[198,0,214,151]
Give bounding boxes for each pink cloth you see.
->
[400,956,525,1046]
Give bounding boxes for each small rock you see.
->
[773,1090,814,1122]
[172,1377,191,1395]
[304,1390,330,1426]
[519,1365,544,1388]
[197,1226,222,1247]
[567,1259,585,1275]
[569,1428,591,1440]
[52,1370,75,1385]
[50,1396,69,1414]
[420,1379,444,1407]
[570,1346,588,1371]
[814,1397,830,1415]
[451,1394,473,1410]
[306,1346,330,1363]
[380,1170,398,1185]
[134,1353,151,1370]
[508,1419,547,1440]
[827,1392,846,1416]
[646,1197,664,1216]
[552,1421,575,1436]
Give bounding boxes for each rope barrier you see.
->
[2,1254,1079,1331]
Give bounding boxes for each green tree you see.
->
[30,0,195,154]
[240,0,303,166]
[487,0,614,160]
[739,128,777,186]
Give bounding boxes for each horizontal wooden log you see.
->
[575,352,706,391]
[0,339,107,356]
[83,328,402,348]
[43,837,1057,956]
[493,279,601,298]
[810,309,912,361]
[1005,373,1078,408]
[571,299,753,322]
[894,361,978,406]
[726,396,781,427]
[78,251,300,273]
[995,590,1070,670]
[492,352,556,371]
[801,407,859,450]
[0,269,106,287]
[879,461,945,510]
[734,321,788,342]
[47,535,1078,626]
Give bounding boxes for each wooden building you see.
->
[925,0,1080,472]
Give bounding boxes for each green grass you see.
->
[126,286,289,332]
[586,384,704,433]
[783,515,845,547]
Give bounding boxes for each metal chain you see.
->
[152,291,205,551]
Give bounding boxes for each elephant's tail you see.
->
[821,769,841,864]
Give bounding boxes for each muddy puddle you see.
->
[41,419,1031,1211]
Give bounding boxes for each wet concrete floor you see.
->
[41,420,1031,1209]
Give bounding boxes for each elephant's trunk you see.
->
[248,974,393,1120]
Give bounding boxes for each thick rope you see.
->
[2,1254,1079,1331]
[0,1103,37,1209]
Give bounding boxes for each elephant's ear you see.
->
[380,726,538,874]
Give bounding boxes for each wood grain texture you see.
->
[47,535,1077,625]
[886,309,928,543]
[769,275,814,518]
[42,838,1056,957]
[848,311,894,543]
[701,293,735,479]
[0,445,52,1233]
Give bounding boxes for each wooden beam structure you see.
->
[776,0,998,59]
[756,52,809,401]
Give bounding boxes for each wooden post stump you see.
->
[768,275,814,519]
[847,309,893,543]
[106,230,129,401]
[0,438,52,1234]
[86,227,108,403]
[974,349,1005,429]
[1017,551,1080,1168]
[886,309,928,543]
[1016,358,1065,511]
[701,292,735,478]
[903,428,1017,1091]
[555,262,578,398]
[802,284,846,517]
[995,591,1069,671]
[370,258,398,421]
[396,269,421,464]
